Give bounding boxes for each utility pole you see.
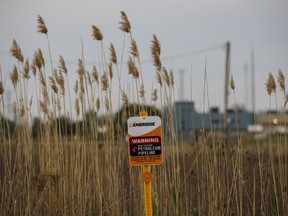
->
[244,64,249,109]
[223,41,231,144]
[251,49,255,114]
[179,69,185,101]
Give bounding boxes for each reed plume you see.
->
[121,91,129,106]
[151,34,161,71]
[162,67,170,87]
[87,72,92,86]
[119,11,131,33]
[31,62,37,77]
[109,43,117,64]
[37,15,48,34]
[96,97,100,111]
[277,69,285,93]
[101,72,109,91]
[92,25,103,41]
[10,65,19,88]
[58,55,67,74]
[39,100,49,115]
[92,65,99,84]
[156,71,162,86]
[0,81,4,95]
[55,71,65,95]
[266,72,276,95]
[75,98,80,117]
[23,59,30,79]
[284,93,288,108]
[230,75,235,90]
[127,57,139,79]
[38,71,46,88]
[77,59,85,77]
[10,39,24,63]
[151,89,158,102]
[139,85,145,98]
[49,76,58,94]
[108,62,113,80]
[169,69,174,87]
[33,48,45,71]
[130,39,139,58]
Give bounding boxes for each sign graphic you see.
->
[127,116,162,166]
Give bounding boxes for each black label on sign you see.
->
[129,136,161,156]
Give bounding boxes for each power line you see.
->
[0,43,226,65]
[160,43,226,62]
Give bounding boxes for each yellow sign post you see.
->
[127,111,162,216]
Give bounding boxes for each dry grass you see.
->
[0,12,288,216]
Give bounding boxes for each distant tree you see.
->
[0,115,16,138]
[55,116,74,136]
[32,117,44,138]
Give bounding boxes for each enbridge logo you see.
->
[129,121,156,128]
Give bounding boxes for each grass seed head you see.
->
[56,71,65,95]
[77,59,85,77]
[31,62,37,76]
[38,71,46,87]
[127,57,139,79]
[33,48,45,70]
[151,89,158,102]
[87,72,92,86]
[0,81,4,95]
[40,100,49,115]
[151,34,161,56]
[10,39,24,63]
[130,39,139,58]
[230,75,235,90]
[277,69,285,93]
[119,11,131,33]
[169,69,174,87]
[156,72,162,86]
[37,15,48,34]
[108,62,113,80]
[92,65,99,84]
[49,76,58,94]
[109,43,117,64]
[75,98,80,117]
[101,72,109,91]
[92,25,103,41]
[58,55,67,74]
[266,72,276,95]
[151,34,161,71]
[74,80,78,94]
[10,65,19,88]
[96,97,100,111]
[122,91,129,106]
[162,67,170,87]
[20,105,25,118]
[23,59,30,79]
[139,85,145,98]
[104,96,109,111]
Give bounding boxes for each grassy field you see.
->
[0,12,288,215]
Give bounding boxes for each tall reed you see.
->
[0,11,287,216]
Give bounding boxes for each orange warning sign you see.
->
[127,116,162,166]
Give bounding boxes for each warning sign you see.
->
[128,116,162,166]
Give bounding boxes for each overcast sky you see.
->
[1,0,288,116]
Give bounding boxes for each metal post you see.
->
[223,41,231,144]
[140,111,153,216]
